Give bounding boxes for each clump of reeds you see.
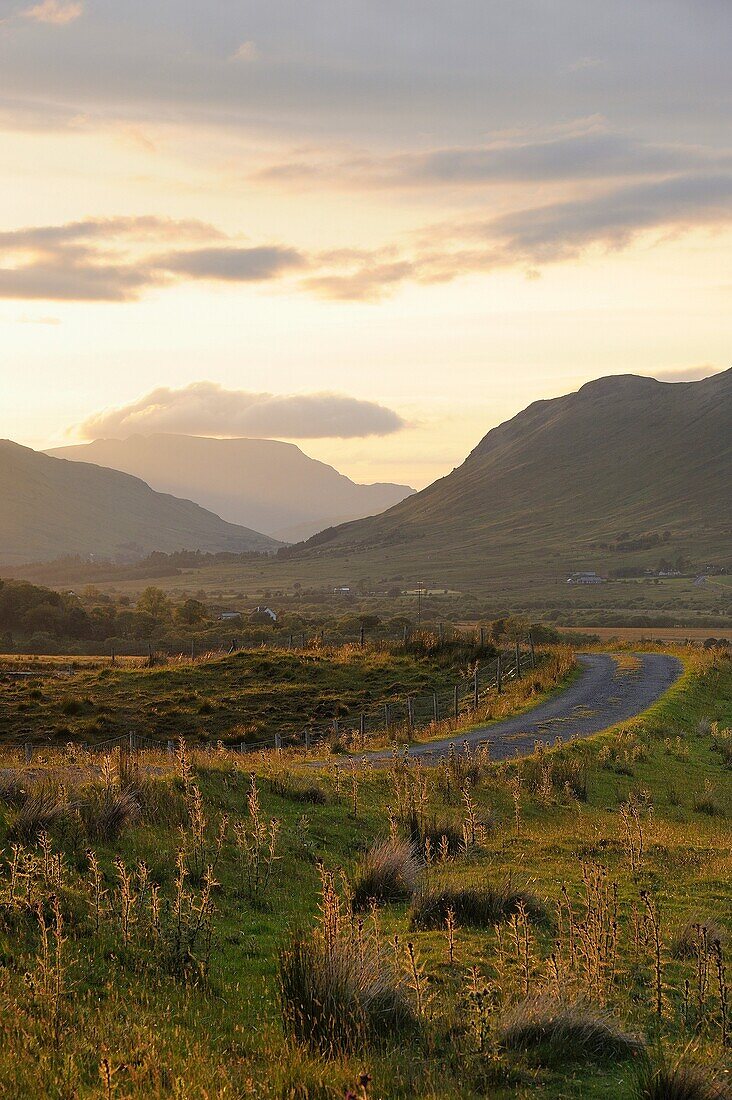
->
[79,785,140,841]
[267,773,327,805]
[409,879,546,930]
[497,996,643,1064]
[351,838,420,912]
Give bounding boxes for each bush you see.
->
[351,838,420,911]
[278,934,416,1056]
[409,880,546,930]
[498,997,643,1064]
[408,813,465,859]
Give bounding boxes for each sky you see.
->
[0,0,730,488]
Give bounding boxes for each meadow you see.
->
[0,644,729,1097]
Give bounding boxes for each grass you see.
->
[0,643,728,1098]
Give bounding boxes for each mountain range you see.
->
[287,370,732,588]
[0,441,280,566]
[47,435,415,542]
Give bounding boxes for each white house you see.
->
[566,571,605,585]
[252,605,278,622]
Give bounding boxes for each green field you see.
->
[0,646,730,1097]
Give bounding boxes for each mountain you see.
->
[46,435,416,542]
[0,441,280,567]
[286,371,732,590]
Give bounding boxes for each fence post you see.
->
[288,634,293,649]
[433,692,439,723]
[479,626,485,649]
[515,640,522,679]
[129,731,134,753]
[24,742,32,765]
[438,622,444,645]
[359,713,366,741]
[454,683,459,720]
[384,703,390,731]
[274,732,282,752]
[240,741,246,754]
[333,718,339,741]
[110,644,115,666]
[497,654,502,694]
[305,729,311,751]
[529,632,536,668]
[403,624,410,646]
[407,696,414,732]
[360,625,365,647]
[301,632,306,649]
[473,666,479,709]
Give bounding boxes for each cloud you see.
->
[160,246,306,281]
[22,1,82,25]
[257,129,726,189]
[231,40,257,62]
[0,217,305,301]
[650,365,724,382]
[76,381,407,440]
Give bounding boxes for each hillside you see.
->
[0,441,280,566]
[47,435,415,541]
[288,370,732,587]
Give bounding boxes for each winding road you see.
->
[371,652,683,763]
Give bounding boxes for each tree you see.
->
[176,599,207,626]
[136,587,170,621]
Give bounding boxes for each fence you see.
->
[15,639,538,762]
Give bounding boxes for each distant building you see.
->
[567,571,605,585]
[252,605,278,622]
[333,586,351,595]
[219,611,242,621]
[693,576,708,587]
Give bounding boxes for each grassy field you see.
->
[0,643,495,748]
[0,645,730,1097]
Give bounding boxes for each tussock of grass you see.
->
[278,934,416,1056]
[634,1057,732,1100]
[351,838,420,911]
[409,879,546,930]
[7,785,67,843]
[498,997,643,1064]
[671,917,728,959]
[79,785,140,841]
[267,773,327,805]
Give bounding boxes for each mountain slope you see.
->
[47,435,415,541]
[289,371,732,586]
[0,441,280,566]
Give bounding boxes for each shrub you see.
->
[278,934,416,1056]
[409,880,546,930]
[408,813,465,859]
[498,997,643,1064]
[7,786,67,843]
[351,838,420,911]
[634,1057,732,1100]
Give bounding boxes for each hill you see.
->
[287,370,732,589]
[47,435,415,541]
[0,441,280,566]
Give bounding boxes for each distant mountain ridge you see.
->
[288,370,732,586]
[0,441,280,566]
[47,435,416,541]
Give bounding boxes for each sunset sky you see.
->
[1,0,730,488]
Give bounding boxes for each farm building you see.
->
[566,571,605,585]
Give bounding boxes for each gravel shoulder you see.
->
[376,652,684,763]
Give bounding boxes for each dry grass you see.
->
[634,1057,732,1100]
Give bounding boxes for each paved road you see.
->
[369,652,683,763]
